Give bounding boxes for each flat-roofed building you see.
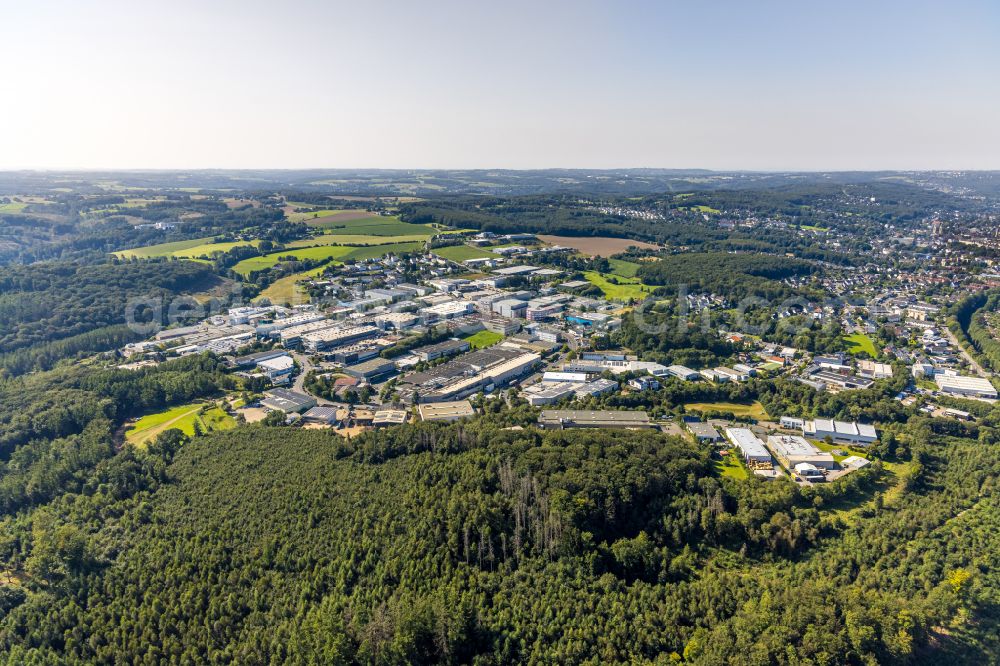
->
[542,371,591,383]
[257,312,325,337]
[413,338,470,362]
[418,400,476,422]
[493,298,528,319]
[687,422,722,443]
[233,349,292,368]
[934,374,998,399]
[858,360,894,379]
[374,312,419,330]
[524,382,578,406]
[714,367,749,382]
[343,357,396,381]
[302,406,339,424]
[372,409,409,427]
[421,352,540,402]
[780,416,805,430]
[809,369,874,391]
[667,365,700,381]
[261,388,317,413]
[538,410,651,430]
[301,325,379,352]
[278,319,338,346]
[420,300,475,320]
[803,419,878,446]
[700,368,730,383]
[573,378,618,398]
[724,428,773,469]
[767,435,836,469]
[257,354,295,380]
[492,265,539,277]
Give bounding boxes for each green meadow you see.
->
[233,241,424,276]
[583,271,653,301]
[844,333,878,356]
[607,258,641,278]
[114,237,260,260]
[463,330,504,349]
[126,402,235,447]
[432,245,499,262]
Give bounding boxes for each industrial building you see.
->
[687,422,722,443]
[420,301,474,320]
[572,378,618,398]
[261,388,317,414]
[277,319,339,346]
[857,360,894,380]
[492,298,528,319]
[418,400,476,422]
[803,419,878,446]
[524,383,577,406]
[302,406,339,425]
[537,410,651,430]
[413,339,470,362]
[766,435,836,470]
[543,371,591,383]
[372,409,409,427]
[666,365,700,381]
[302,325,380,353]
[779,416,805,430]
[256,354,295,382]
[401,347,540,403]
[934,374,998,399]
[343,357,396,381]
[233,348,292,368]
[724,428,773,469]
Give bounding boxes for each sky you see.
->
[1,0,999,170]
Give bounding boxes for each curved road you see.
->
[291,352,335,406]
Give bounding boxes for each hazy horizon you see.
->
[3,0,999,171]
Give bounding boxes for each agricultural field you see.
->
[317,217,435,236]
[432,244,499,262]
[340,241,424,261]
[0,202,29,214]
[114,237,260,260]
[126,402,235,447]
[232,246,355,276]
[536,234,661,257]
[233,241,424,277]
[607,258,641,277]
[844,333,878,356]
[256,272,313,305]
[114,237,214,258]
[582,271,653,301]
[287,233,431,247]
[684,401,770,420]
[286,208,363,224]
[171,239,262,258]
[463,330,504,349]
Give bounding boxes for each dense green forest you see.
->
[0,409,995,664]
[635,252,818,300]
[0,353,236,515]
[0,260,222,376]
[950,290,1000,374]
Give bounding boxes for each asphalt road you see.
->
[291,352,335,406]
[943,326,991,378]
